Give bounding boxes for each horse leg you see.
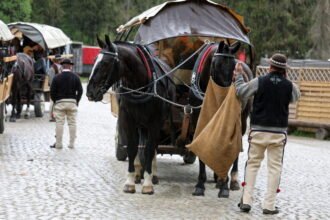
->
[141,129,159,195]
[123,138,139,194]
[217,176,230,198]
[24,84,32,119]
[192,159,207,196]
[122,112,139,193]
[10,102,16,122]
[134,148,158,185]
[16,90,22,119]
[10,90,17,122]
[151,151,159,184]
[230,157,240,190]
[134,147,143,184]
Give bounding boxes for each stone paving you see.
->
[1,85,330,219]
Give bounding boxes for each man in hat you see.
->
[50,58,83,149]
[48,54,63,122]
[233,53,300,215]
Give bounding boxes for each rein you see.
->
[109,42,208,96]
[102,43,236,110]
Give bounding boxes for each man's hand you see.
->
[232,62,244,81]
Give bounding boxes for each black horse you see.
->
[87,35,175,194]
[189,41,253,198]
[9,53,34,122]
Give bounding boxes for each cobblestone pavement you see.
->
[1,85,330,219]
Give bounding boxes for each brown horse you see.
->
[9,53,34,122]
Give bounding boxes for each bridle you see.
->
[91,44,120,95]
[211,51,236,80]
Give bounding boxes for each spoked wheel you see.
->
[183,151,196,164]
[0,103,5,134]
[34,92,45,117]
[115,123,127,161]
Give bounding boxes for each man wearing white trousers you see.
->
[233,53,300,215]
[50,59,83,149]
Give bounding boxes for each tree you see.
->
[60,0,119,45]
[309,0,330,59]
[31,0,64,26]
[0,0,32,23]
[217,0,316,60]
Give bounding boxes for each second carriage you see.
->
[7,22,72,117]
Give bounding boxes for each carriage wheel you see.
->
[183,151,196,164]
[0,103,5,134]
[34,92,45,117]
[315,128,329,140]
[115,124,127,161]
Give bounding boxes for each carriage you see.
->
[7,22,72,117]
[109,0,255,162]
[0,20,15,133]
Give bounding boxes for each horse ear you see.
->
[230,42,241,54]
[217,41,225,53]
[105,34,116,52]
[97,35,105,48]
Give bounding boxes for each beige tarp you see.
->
[187,79,242,179]
[0,20,14,42]
[8,22,71,50]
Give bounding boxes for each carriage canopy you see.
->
[8,22,71,50]
[117,0,251,45]
[0,20,14,42]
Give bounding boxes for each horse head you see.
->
[87,35,120,101]
[210,41,240,87]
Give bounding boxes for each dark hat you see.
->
[268,53,289,69]
[60,58,74,65]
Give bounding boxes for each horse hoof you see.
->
[218,189,230,198]
[123,184,136,194]
[230,181,240,191]
[135,176,142,184]
[16,115,21,119]
[142,185,154,195]
[24,115,29,119]
[192,187,205,196]
[9,117,16,122]
[152,175,159,185]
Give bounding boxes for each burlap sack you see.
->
[187,79,242,179]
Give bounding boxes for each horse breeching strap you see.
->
[176,104,193,147]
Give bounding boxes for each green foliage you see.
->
[217,0,317,60]
[309,0,330,59]
[0,0,32,23]
[2,0,328,61]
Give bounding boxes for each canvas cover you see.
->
[0,20,14,42]
[187,80,242,179]
[8,22,71,50]
[117,0,250,45]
